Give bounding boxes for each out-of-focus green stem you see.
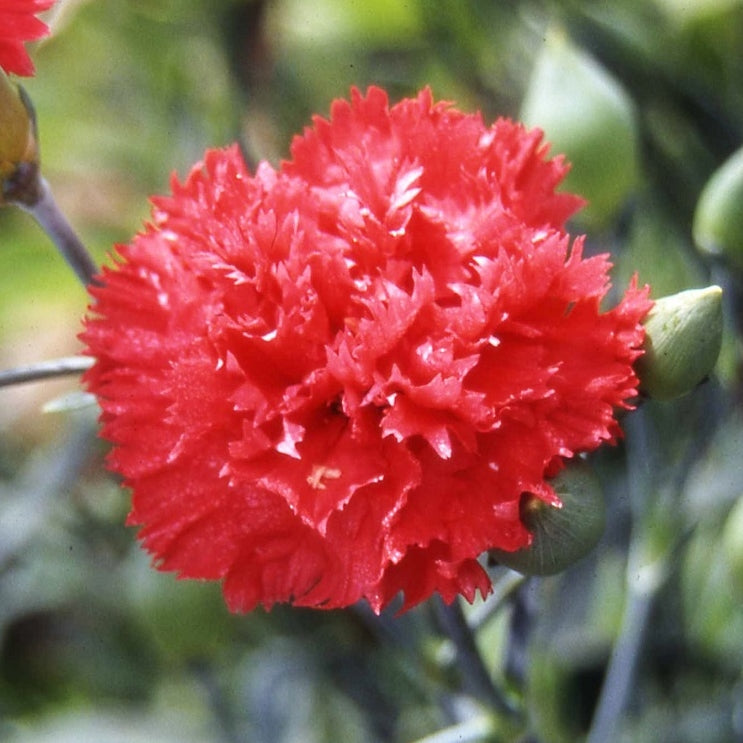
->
[19,176,100,289]
[0,355,93,388]
[1,79,100,290]
[585,554,664,743]
[434,597,519,719]
[189,659,243,743]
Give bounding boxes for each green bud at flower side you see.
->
[693,146,743,271]
[637,286,723,401]
[520,30,639,230]
[489,462,606,576]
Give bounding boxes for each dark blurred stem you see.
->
[19,177,100,289]
[189,659,243,743]
[434,597,519,718]
[0,356,93,388]
[585,580,655,743]
[585,405,664,743]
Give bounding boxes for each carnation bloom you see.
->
[82,87,651,613]
[0,0,53,76]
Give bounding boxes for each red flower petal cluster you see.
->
[0,0,53,76]
[82,87,651,613]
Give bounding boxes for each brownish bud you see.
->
[0,70,41,206]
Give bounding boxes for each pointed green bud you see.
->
[693,146,743,271]
[637,286,723,401]
[489,462,605,576]
[520,30,639,229]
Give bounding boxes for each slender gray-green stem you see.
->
[19,177,100,289]
[586,405,666,743]
[434,596,519,719]
[189,659,243,743]
[584,564,658,743]
[0,356,93,388]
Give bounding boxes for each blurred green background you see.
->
[1,0,743,741]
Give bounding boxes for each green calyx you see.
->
[490,462,606,576]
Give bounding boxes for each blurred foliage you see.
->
[1,0,743,741]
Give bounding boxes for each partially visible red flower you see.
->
[0,0,54,76]
[82,87,651,614]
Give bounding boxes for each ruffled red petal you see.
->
[82,89,651,614]
[0,0,53,76]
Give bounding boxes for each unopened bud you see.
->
[520,30,639,229]
[0,70,41,206]
[490,462,605,576]
[637,286,723,401]
[693,146,743,271]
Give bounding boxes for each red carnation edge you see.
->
[0,0,55,76]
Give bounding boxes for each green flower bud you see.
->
[637,286,723,401]
[490,462,606,576]
[520,30,639,229]
[693,146,743,270]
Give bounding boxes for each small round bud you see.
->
[489,462,606,576]
[637,286,723,401]
[693,146,743,271]
[520,30,639,229]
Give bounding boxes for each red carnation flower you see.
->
[82,87,651,613]
[0,0,53,76]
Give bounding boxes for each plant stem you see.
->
[584,404,664,743]
[189,659,243,743]
[434,596,519,718]
[584,573,656,743]
[0,356,93,388]
[20,177,100,289]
